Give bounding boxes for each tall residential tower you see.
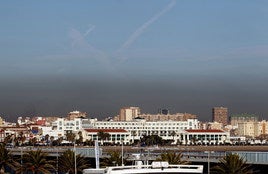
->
[212,107,228,126]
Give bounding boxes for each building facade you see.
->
[68,110,87,120]
[83,129,130,145]
[119,107,141,121]
[237,121,259,138]
[259,120,268,135]
[207,122,223,130]
[181,129,230,145]
[230,113,258,126]
[89,118,199,144]
[236,120,268,138]
[138,113,197,122]
[212,107,228,126]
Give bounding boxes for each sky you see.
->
[1,0,268,122]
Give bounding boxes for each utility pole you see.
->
[74,143,77,174]
[208,151,210,174]
[121,140,124,166]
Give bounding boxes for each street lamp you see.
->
[56,148,58,174]
[74,143,77,174]
[121,139,124,166]
[20,147,23,174]
[205,151,214,174]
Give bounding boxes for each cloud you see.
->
[84,24,96,37]
[116,0,176,61]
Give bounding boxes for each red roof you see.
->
[185,129,224,133]
[84,129,128,133]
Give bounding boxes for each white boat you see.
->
[83,161,203,174]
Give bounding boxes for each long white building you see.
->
[89,118,199,144]
[40,116,231,145]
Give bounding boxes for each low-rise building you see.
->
[207,122,223,130]
[180,129,230,145]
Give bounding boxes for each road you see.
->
[101,145,268,153]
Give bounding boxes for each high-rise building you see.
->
[119,107,140,121]
[212,107,228,126]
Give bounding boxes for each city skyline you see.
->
[1,0,268,121]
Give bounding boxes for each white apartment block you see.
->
[50,117,84,138]
[89,118,199,144]
[41,126,63,140]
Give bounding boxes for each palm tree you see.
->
[156,151,189,165]
[29,137,38,146]
[66,132,76,143]
[170,131,176,141]
[76,131,83,145]
[49,136,55,146]
[57,136,64,145]
[3,135,12,144]
[16,149,55,174]
[101,151,125,167]
[0,143,18,173]
[58,149,90,174]
[141,135,163,146]
[211,153,256,174]
[97,131,110,145]
[44,134,49,144]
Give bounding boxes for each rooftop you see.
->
[84,129,128,133]
[185,129,224,133]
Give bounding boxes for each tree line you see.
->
[0,142,258,174]
[0,143,89,174]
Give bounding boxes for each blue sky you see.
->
[1,0,268,120]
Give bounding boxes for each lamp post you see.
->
[20,147,23,174]
[208,151,210,174]
[56,148,58,174]
[94,140,101,169]
[121,139,124,166]
[205,151,214,174]
[74,143,77,174]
